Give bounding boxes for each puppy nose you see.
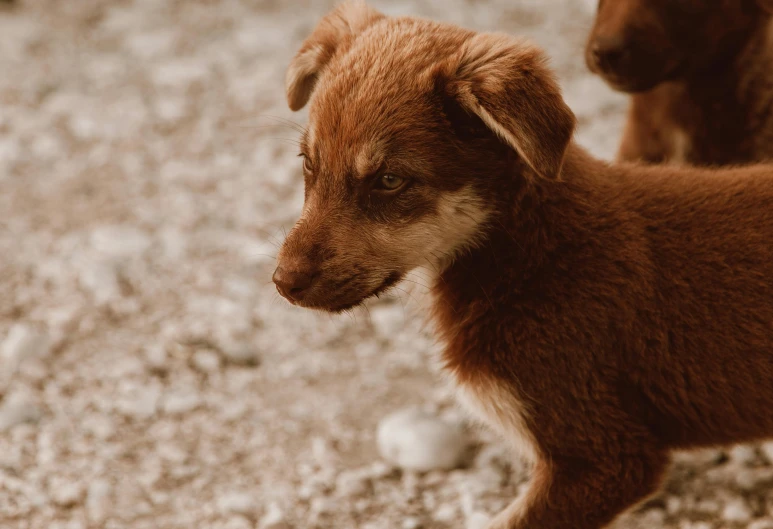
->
[590,36,630,70]
[272,266,316,302]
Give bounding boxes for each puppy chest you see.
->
[455,376,539,465]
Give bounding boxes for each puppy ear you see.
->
[443,34,576,180]
[286,1,384,111]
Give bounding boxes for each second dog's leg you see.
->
[486,451,668,529]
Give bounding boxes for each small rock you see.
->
[143,344,168,374]
[51,481,85,508]
[217,491,255,517]
[90,225,152,258]
[161,391,201,415]
[0,323,50,368]
[116,384,160,419]
[749,521,773,529]
[433,503,458,523]
[760,442,773,464]
[192,348,221,373]
[466,512,491,529]
[729,444,757,465]
[402,517,423,529]
[335,470,371,497]
[665,496,683,515]
[86,479,111,523]
[259,502,288,529]
[722,498,753,523]
[377,408,468,472]
[219,338,260,366]
[369,304,405,338]
[0,397,42,432]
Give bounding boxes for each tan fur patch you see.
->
[455,375,539,466]
[396,185,491,273]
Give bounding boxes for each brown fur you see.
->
[275,3,773,528]
[586,0,773,166]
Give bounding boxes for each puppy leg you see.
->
[487,450,668,529]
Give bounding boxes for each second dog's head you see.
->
[272,1,576,312]
[586,0,773,93]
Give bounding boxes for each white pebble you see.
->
[144,344,168,373]
[760,441,773,464]
[217,491,255,517]
[369,304,406,338]
[90,225,152,258]
[0,398,42,432]
[192,349,221,373]
[259,502,288,529]
[722,498,752,523]
[749,521,773,529]
[402,517,423,529]
[377,408,468,472]
[729,444,757,465]
[86,479,112,523]
[51,481,84,507]
[0,323,50,368]
[220,339,260,366]
[433,503,458,523]
[335,470,371,497]
[162,391,201,415]
[466,512,491,529]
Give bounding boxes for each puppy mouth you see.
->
[302,271,404,313]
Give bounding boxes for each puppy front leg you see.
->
[486,451,668,529]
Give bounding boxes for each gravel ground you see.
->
[0,1,771,528]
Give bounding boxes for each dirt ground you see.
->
[0,1,771,528]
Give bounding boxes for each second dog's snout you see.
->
[590,36,630,71]
[273,266,316,302]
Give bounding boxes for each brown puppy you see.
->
[274,2,773,528]
[586,0,773,166]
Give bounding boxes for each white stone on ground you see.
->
[722,498,753,523]
[761,441,773,464]
[377,408,468,473]
[0,394,42,432]
[217,491,255,517]
[0,323,50,369]
[729,444,758,465]
[192,348,221,372]
[86,479,112,523]
[50,479,85,508]
[218,337,260,366]
[259,502,288,529]
[466,511,491,529]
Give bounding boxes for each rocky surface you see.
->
[0,0,770,528]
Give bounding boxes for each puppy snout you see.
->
[272,265,317,302]
[590,36,630,72]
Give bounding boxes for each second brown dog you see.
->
[586,0,773,166]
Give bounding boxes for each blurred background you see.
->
[1,1,771,528]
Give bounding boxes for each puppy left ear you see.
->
[442,33,576,180]
[286,1,385,111]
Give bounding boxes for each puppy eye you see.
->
[299,153,313,173]
[374,173,406,191]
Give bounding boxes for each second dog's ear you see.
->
[442,34,576,180]
[286,1,384,111]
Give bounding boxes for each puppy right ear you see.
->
[440,33,576,180]
[286,1,384,111]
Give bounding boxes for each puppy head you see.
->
[586,0,771,93]
[273,1,575,312]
